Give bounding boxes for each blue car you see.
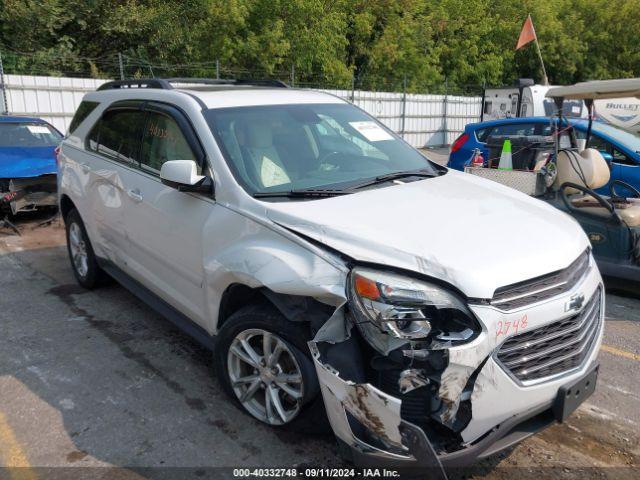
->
[0,116,62,214]
[448,117,640,193]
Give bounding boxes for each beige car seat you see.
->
[555,148,640,227]
[236,121,291,188]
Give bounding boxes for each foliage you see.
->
[0,0,637,92]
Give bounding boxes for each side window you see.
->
[476,127,493,142]
[612,147,636,166]
[539,123,553,135]
[578,134,636,165]
[491,123,536,136]
[586,134,612,154]
[87,109,146,165]
[68,101,99,135]
[140,112,197,174]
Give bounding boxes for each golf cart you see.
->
[466,78,640,287]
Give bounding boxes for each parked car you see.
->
[0,115,61,214]
[58,79,603,474]
[448,117,640,193]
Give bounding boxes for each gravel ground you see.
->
[0,213,638,480]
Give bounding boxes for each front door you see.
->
[611,147,640,193]
[122,103,212,327]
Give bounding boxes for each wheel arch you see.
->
[59,193,76,221]
[216,283,336,338]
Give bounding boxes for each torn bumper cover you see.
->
[310,342,445,475]
[312,342,566,471]
[0,175,57,214]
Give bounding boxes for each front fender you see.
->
[202,208,348,333]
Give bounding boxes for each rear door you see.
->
[482,88,519,120]
[83,103,146,266]
[122,102,212,326]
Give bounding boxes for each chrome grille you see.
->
[491,250,590,311]
[496,287,602,384]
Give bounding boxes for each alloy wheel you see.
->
[68,222,89,278]
[227,328,304,425]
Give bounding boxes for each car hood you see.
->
[0,146,57,179]
[264,170,590,299]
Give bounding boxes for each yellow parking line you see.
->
[0,412,37,480]
[601,344,640,362]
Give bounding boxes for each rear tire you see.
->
[215,303,329,433]
[65,208,109,289]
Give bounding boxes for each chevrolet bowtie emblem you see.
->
[565,293,585,312]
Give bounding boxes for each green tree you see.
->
[1,0,638,88]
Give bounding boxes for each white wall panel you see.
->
[3,74,108,133]
[2,75,481,145]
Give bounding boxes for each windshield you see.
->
[204,103,437,195]
[0,122,62,147]
[590,121,640,153]
[543,99,584,117]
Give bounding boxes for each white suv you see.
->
[58,78,603,472]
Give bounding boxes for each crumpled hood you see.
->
[264,170,590,299]
[0,146,57,179]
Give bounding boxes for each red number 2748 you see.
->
[496,314,528,338]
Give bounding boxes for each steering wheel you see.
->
[610,179,640,199]
[559,182,619,222]
[318,151,342,165]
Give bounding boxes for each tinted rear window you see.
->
[87,109,146,165]
[0,122,62,147]
[476,127,491,142]
[68,101,99,134]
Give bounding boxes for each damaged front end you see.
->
[1,175,57,214]
[308,267,521,474]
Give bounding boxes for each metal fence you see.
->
[319,88,482,147]
[0,71,482,147]
[0,73,108,133]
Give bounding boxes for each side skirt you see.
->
[97,259,215,351]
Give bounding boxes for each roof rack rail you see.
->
[97,79,173,91]
[97,78,289,91]
[166,78,290,88]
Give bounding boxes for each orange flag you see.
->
[516,14,537,50]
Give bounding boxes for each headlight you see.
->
[348,267,480,351]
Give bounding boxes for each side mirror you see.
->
[160,160,213,194]
[600,151,613,164]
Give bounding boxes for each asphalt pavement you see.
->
[0,214,638,480]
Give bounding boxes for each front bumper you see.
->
[310,260,604,472]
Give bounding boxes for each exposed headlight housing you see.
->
[348,267,481,352]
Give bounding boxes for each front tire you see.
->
[215,304,327,432]
[65,208,108,289]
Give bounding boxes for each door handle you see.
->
[79,162,90,173]
[127,188,143,203]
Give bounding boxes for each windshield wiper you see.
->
[348,169,439,191]
[253,169,440,198]
[253,188,351,199]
